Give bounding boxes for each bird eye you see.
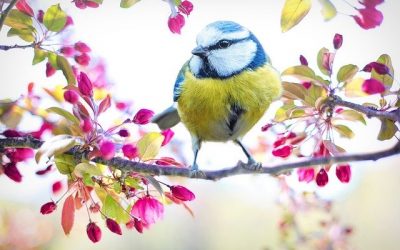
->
[218,40,231,49]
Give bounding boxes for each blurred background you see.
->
[1,0,400,249]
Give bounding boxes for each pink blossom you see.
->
[322,52,335,74]
[106,218,122,235]
[131,196,164,227]
[272,145,292,158]
[46,62,56,77]
[302,81,312,89]
[122,144,138,160]
[64,89,79,104]
[168,13,185,34]
[7,148,34,162]
[3,163,22,182]
[40,201,57,214]
[362,78,385,94]
[161,129,174,146]
[336,164,351,183]
[37,10,44,23]
[299,55,308,66]
[65,16,74,27]
[74,53,91,66]
[78,72,93,96]
[316,169,329,187]
[333,33,343,50]
[60,46,75,57]
[86,222,102,243]
[118,129,130,137]
[100,140,115,160]
[74,41,91,53]
[178,1,193,16]
[261,123,273,132]
[170,185,195,201]
[353,8,383,29]
[80,118,93,133]
[359,0,384,8]
[133,109,154,125]
[362,62,390,75]
[16,0,34,17]
[52,181,63,194]
[297,168,315,183]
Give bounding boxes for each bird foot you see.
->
[239,159,263,172]
[188,164,206,178]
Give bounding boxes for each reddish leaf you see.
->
[61,194,75,235]
[98,94,111,115]
[16,0,34,17]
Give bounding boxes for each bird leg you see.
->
[189,137,206,178]
[234,139,262,171]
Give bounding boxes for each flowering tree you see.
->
[0,0,397,247]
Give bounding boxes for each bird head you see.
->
[189,21,268,79]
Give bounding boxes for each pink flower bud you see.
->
[333,33,343,50]
[3,129,22,137]
[74,53,90,66]
[362,78,385,95]
[64,90,79,104]
[299,55,308,66]
[37,10,44,23]
[362,62,390,75]
[133,109,154,125]
[86,0,100,8]
[106,218,122,235]
[168,13,185,34]
[273,137,286,148]
[272,145,293,158]
[87,222,102,243]
[297,167,315,183]
[161,129,174,146]
[353,8,383,30]
[65,16,74,27]
[74,0,87,9]
[122,144,138,160]
[100,140,115,160]
[261,123,273,132]
[52,181,63,194]
[178,0,193,16]
[4,163,22,182]
[46,62,56,77]
[80,118,93,133]
[90,203,100,213]
[118,129,130,137]
[36,165,53,175]
[336,164,351,183]
[302,81,312,89]
[170,185,195,201]
[360,0,384,8]
[78,72,93,96]
[7,148,34,162]
[134,218,144,233]
[335,107,344,114]
[316,169,329,187]
[74,41,91,53]
[40,201,57,214]
[16,0,34,17]
[60,46,75,57]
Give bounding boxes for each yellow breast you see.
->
[177,64,282,141]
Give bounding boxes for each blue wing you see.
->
[173,61,189,102]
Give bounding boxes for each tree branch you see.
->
[332,96,400,121]
[0,0,18,33]
[0,43,35,51]
[1,136,399,181]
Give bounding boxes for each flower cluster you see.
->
[167,0,194,34]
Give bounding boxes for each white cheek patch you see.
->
[189,56,203,76]
[197,26,250,48]
[208,40,257,77]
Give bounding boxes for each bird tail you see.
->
[151,105,181,130]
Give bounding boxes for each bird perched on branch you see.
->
[152,21,282,175]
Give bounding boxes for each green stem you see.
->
[0,0,18,33]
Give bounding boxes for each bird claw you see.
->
[239,159,263,172]
[189,164,206,178]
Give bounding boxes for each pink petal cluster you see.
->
[86,222,102,243]
[106,218,122,235]
[362,78,385,94]
[78,72,94,96]
[336,164,351,183]
[362,62,390,75]
[131,196,164,227]
[168,13,185,34]
[353,0,384,29]
[161,129,174,146]
[16,0,34,17]
[178,1,193,16]
[122,144,138,159]
[75,53,91,66]
[170,185,195,201]
[272,145,292,158]
[64,89,79,104]
[80,118,93,133]
[316,169,329,187]
[297,167,315,183]
[74,0,99,9]
[40,201,57,215]
[74,41,91,53]
[100,140,115,160]
[133,109,154,125]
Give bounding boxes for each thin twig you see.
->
[0,0,18,32]
[1,136,399,181]
[0,43,35,51]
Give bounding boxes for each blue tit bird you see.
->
[152,21,282,174]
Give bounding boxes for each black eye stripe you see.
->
[207,37,248,51]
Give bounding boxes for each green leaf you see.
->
[317,47,330,76]
[43,4,67,32]
[73,162,104,178]
[7,27,35,42]
[55,154,76,175]
[33,48,47,65]
[4,9,33,29]
[318,0,337,21]
[274,103,296,122]
[304,85,325,107]
[281,65,318,82]
[47,52,59,69]
[113,182,122,194]
[46,107,80,125]
[82,173,95,187]
[371,54,394,89]
[338,110,366,125]
[337,64,359,83]
[281,0,312,32]
[137,132,164,161]
[289,108,305,119]
[35,134,77,163]
[120,0,140,8]
[378,118,397,141]
[173,0,182,6]
[91,0,103,3]
[333,124,354,139]
[102,195,130,224]
[57,55,76,85]
[282,81,306,101]
[125,177,143,190]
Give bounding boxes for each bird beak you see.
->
[191,46,207,57]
